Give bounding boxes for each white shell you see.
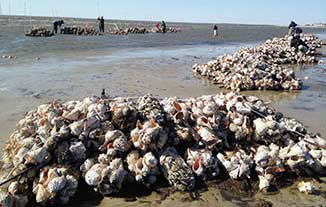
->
[113,137,130,152]
[255,146,270,167]
[47,176,67,193]
[69,141,86,160]
[98,154,111,165]
[62,109,80,121]
[80,158,95,173]
[143,152,158,168]
[105,130,124,142]
[253,118,269,137]
[8,182,20,195]
[69,120,84,136]
[33,184,51,203]
[85,164,103,186]
[258,174,273,191]
[25,147,50,165]
[297,181,316,194]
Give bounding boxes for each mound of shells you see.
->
[60,26,101,36]
[1,92,326,206]
[110,27,149,35]
[111,27,181,35]
[25,27,54,37]
[192,34,326,91]
[151,27,181,33]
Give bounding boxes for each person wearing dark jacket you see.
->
[294,27,303,35]
[289,34,309,53]
[288,21,298,35]
[213,24,218,37]
[100,16,105,33]
[53,20,64,34]
[161,21,166,33]
[288,21,297,29]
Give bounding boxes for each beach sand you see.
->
[69,177,326,207]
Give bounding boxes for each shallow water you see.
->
[1,16,326,207]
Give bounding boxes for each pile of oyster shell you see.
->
[60,26,101,36]
[0,92,325,206]
[151,27,181,33]
[192,34,326,91]
[111,27,181,35]
[25,27,54,37]
[110,27,149,35]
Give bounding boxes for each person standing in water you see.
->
[155,22,161,31]
[213,24,218,37]
[97,17,101,31]
[161,21,166,33]
[99,16,105,33]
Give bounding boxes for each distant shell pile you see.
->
[110,27,149,35]
[151,27,181,33]
[193,34,326,91]
[1,92,325,206]
[25,27,54,37]
[1,55,17,60]
[60,26,101,36]
[110,27,181,35]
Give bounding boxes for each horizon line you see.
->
[0,14,287,27]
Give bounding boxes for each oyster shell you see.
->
[160,147,195,191]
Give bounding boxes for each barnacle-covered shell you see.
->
[160,147,196,191]
[137,95,166,124]
[85,164,103,186]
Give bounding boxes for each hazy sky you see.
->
[1,0,326,25]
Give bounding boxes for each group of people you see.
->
[53,19,308,44]
[52,19,219,37]
[288,21,309,53]
[155,20,167,33]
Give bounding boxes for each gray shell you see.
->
[47,176,67,193]
[69,141,87,160]
[137,95,166,124]
[160,147,196,191]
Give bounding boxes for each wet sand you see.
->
[69,176,326,207]
[97,181,326,207]
[1,44,326,207]
[1,16,326,207]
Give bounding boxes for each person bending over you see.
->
[53,20,64,34]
